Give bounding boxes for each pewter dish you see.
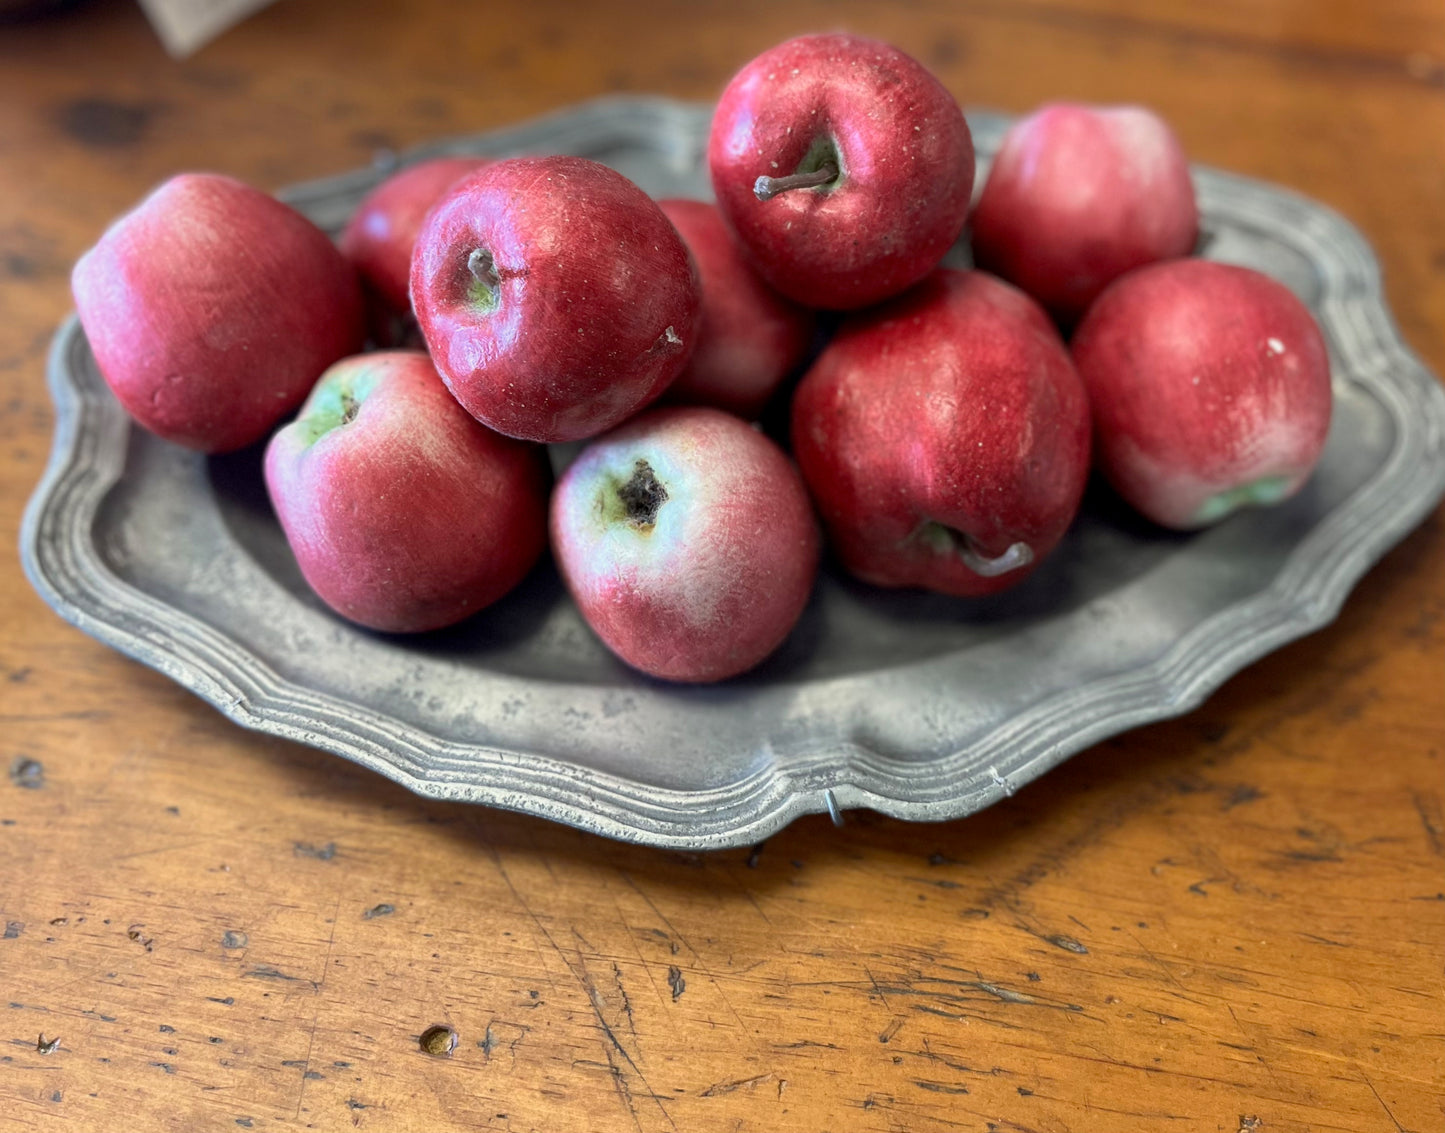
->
[21,98,1445,849]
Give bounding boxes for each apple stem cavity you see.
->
[466,247,501,312]
[754,135,843,202]
[618,459,669,529]
[296,368,380,447]
[915,520,1034,577]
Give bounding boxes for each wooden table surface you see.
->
[2,1,1443,1130]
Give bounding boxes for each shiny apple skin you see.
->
[791,269,1091,597]
[971,102,1198,324]
[657,199,815,419]
[72,173,365,453]
[410,156,701,444]
[708,33,974,311]
[1071,259,1333,530]
[264,351,549,633]
[550,407,820,682]
[340,156,490,321]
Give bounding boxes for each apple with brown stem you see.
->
[708,33,974,310]
[411,156,700,443]
[791,269,1091,597]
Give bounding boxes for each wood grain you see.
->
[1,1,1442,1130]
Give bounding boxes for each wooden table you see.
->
[2,1,1442,1130]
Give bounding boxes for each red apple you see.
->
[550,406,819,682]
[657,198,815,419]
[72,172,365,453]
[971,102,1198,324]
[1071,259,1333,530]
[791,269,1091,596]
[708,33,974,310]
[264,351,549,633]
[410,156,701,444]
[339,156,489,335]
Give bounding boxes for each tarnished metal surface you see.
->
[21,98,1445,848]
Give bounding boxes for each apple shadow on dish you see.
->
[201,437,1335,691]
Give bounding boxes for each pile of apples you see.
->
[70,33,1333,683]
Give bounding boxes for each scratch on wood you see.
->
[701,1072,773,1096]
[879,1016,905,1043]
[293,841,337,861]
[1362,1074,1406,1133]
[1297,932,1348,947]
[241,965,317,989]
[1222,784,1265,810]
[294,890,343,1119]
[490,852,673,1132]
[915,1079,970,1094]
[1411,792,1444,857]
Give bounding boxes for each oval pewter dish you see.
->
[20,97,1445,849]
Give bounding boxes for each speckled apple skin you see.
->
[1071,259,1333,530]
[340,156,489,318]
[657,199,815,419]
[411,157,701,444]
[971,102,1198,325]
[264,351,549,633]
[72,173,365,453]
[791,269,1091,597]
[708,33,974,311]
[551,407,820,683]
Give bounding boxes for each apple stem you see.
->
[754,163,839,202]
[959,540,1034,578]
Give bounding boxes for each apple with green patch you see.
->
[1071,259,1333,529]
[410,156,700,443]
[264,351,549,633]
[550,406,819,682]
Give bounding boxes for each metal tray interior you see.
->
[21,98,1445,848]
